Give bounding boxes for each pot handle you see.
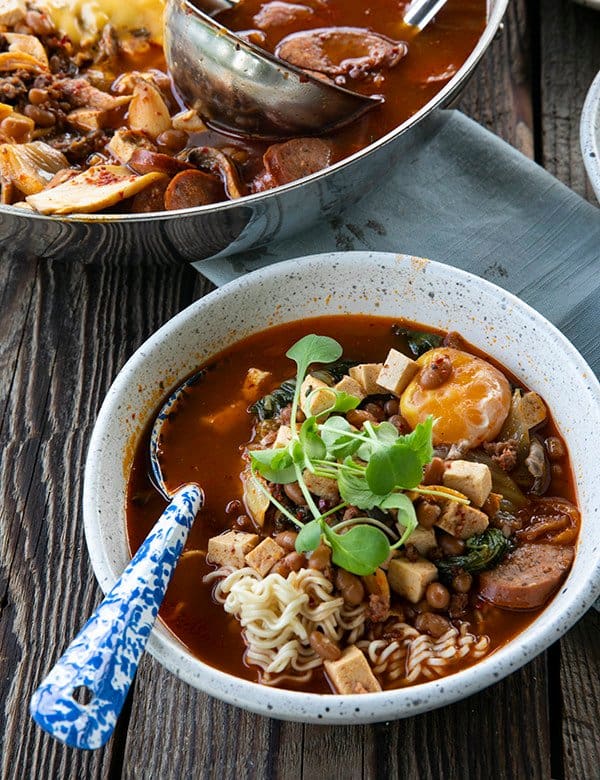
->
[29,484,203,750]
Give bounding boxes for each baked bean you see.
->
[225,499,242,514]
[23,104,56,128]
[235,514,254,531]
[156,128,188,152]
[452,571,473,593]
[415,612,452,638]
[364,402,385,422]
[347,409,377,428]
[275,530,298,552]
[384,398,399,416]
[272,551,305,576]
[335,568,365,605]
[545,436,565,461]
[284,481,306,506]
[1,116,32,142]
[416,500,441,529]
[419,355,453,389]
[28,87,49,105]
[438,533,465,556]
[425,581,450,610]
[388,414,409,433]
[308,542,331,571]
[309,630,341,661]
[422,456,446,486]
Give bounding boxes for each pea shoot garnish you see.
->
[249,335,446,576]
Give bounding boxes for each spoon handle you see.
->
[30,484,203,750]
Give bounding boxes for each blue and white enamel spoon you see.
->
[30,374,204,750]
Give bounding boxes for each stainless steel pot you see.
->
[0,0,508,265]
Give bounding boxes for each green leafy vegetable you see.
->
[250,378,296,420]
[295,519,322,553]
[436,528,511,578]
[249,448,297,484]
[392,325,443,357]
[322,523,390,576]
[246,334,445,577]
[286,334,343,378]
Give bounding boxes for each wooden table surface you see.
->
[2,1,599,778]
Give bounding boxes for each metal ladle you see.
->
[165,0,448,139]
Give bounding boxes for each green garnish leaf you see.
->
[295,519,322,553]
[249,448,297,484]
[299,417,327,461]
[356,420,399,460]
[365,441,423,494]
[338,467,380,509]
[322,523,390,576]
[382,493,418,547]
[320,416,362,459]
[402,415,435,466]
[286,334,343,378]
[327,390,362,414]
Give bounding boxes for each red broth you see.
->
[126,316,578,692]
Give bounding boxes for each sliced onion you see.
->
[0,141,69,196]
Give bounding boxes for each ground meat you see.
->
[275,27,407,83]
[448,593,468,619]
[366,593,390,623]
[483,439,519,471]
[0,72,32,102]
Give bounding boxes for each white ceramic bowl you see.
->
[83,251,600,723]
[581,70,600,203]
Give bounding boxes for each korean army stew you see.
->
[126,316,579,695]
[0,0,485,214]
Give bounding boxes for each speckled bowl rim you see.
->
[83,251,600,723]
[581,69,600,203]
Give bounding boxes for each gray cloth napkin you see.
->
[196,108,600,609]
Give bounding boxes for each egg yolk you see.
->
[400,347,511,448]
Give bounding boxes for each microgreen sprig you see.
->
[249,334,448,576]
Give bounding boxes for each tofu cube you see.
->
[435,501,489,540]
[442,460,492,507]
[274,424,293,448]
[387,556,438,603]
[242,471,270,526]
[241,367,271,401]
[376,349,419,396]
[349,363,384,395]
[334,375,366,401]
[303,470,340,501]
[245,537,284,576]
[300,375,336,418]
[207,531,259,568]
[324,646,382,694]
[397,524,437,556]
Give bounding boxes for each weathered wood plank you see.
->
[361,656,551,780]
[559,611,600,780]
[539,0,600,200]
[0,255,201,779]
[459,0,534,158]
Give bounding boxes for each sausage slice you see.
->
[479,543,574,610]
[263,138,331,185]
